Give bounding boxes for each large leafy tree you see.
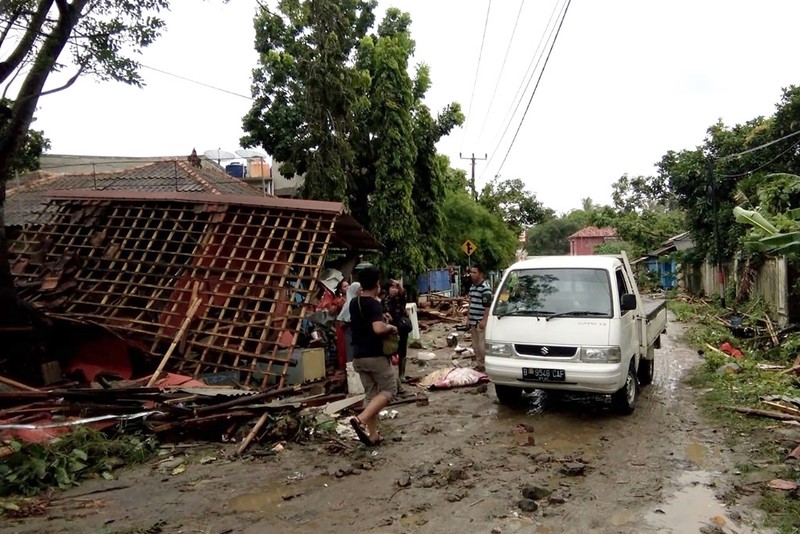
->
[242,2,463,279]
[362,9,422,277]
[442,188,517,272]
[478,177,547,236]
[526,216,582,256]
[240,0,376,202]
[611,173,676,213]
[0,0,170,323]
[662,119,784,261]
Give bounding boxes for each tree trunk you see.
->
[0,0,55,85]
[0,0,89,324]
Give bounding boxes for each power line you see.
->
[0,16,253,102]
[480,0,565,180]
[719,138,800,178]
[494,0,572,178]
[459,0,493,151]
[474,0,525,147]
[140,64,253,101]
[716,128,800,162]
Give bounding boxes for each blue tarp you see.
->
[417,269,451,294]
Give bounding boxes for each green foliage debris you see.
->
[0,427,157,497]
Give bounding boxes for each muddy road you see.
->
[7,317,768,534]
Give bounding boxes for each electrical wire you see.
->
[459,0,493,151]
[719,138,800,178]
[0,16,253,102]
[139,64,253,100]
[715,128,800,162]
[479,0,565,181]
[493,0,572,178]
[474,0,525,147]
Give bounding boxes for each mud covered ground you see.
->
[6,317,776,534]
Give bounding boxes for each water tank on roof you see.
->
[225,162,245,179]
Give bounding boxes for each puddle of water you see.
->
[686,442,708,468]
[230,486,289,512]
[229,477,319,513]
[644,471,760,533]
[610,510,635,526]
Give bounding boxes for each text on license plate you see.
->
[522,368,565,382]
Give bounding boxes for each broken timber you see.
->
[9,191,381,388]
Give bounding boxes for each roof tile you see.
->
[568,226,618,239]
[6,160,260,227]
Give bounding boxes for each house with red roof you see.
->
[568,226,618,255]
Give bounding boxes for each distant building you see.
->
[567,226,618,255]
[631,231,695,289]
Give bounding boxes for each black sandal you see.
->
[349,416,373,446]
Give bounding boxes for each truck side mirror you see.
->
[621,293,637,311]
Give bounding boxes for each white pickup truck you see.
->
[484,253,667,414]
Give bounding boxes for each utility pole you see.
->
[459,152,487,201]
[706,157,726,309]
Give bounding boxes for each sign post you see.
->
[461,239,477,269]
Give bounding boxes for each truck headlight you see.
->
[487,341,513,357]
[580,346,621,363]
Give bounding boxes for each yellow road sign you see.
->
[461,239,477,257]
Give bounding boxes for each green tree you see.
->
[243,3,462,279]
[526,217,581,256]
[0,0,171,323]
[1,100,50,176]
[478,177,546,235]
[611,173,675,213]
[442,188,517,272]
[240,0,376,201]
[363,9,422,278]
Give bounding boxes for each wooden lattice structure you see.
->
[9,191,380,388]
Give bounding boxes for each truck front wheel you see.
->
[495,384,523,405]
[612,362,638,415]
[638,358,654,386]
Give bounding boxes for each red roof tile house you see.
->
[568,226,618,255]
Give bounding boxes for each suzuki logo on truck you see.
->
[540,346,549,355]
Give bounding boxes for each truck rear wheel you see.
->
[612,362,637,415]
[638,358,654,386]
[495,384,523,405]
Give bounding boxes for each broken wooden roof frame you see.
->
[9,191,381,389]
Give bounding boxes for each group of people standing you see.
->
[333,264,492,447]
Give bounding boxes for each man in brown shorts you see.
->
[349,266,398,445]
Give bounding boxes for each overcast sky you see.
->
[31,0,800,214]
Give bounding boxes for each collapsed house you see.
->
[8,190,380,389]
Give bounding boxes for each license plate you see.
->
[522,368,565,382]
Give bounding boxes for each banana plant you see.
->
[733,206,800,255]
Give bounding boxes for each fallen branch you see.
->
[703,343,726,356]
[725,406,800,422]
[761,400,800,418]
[780,364,800,375]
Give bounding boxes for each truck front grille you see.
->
[515,344,577,357]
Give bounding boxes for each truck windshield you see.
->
[493,268,613,318]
